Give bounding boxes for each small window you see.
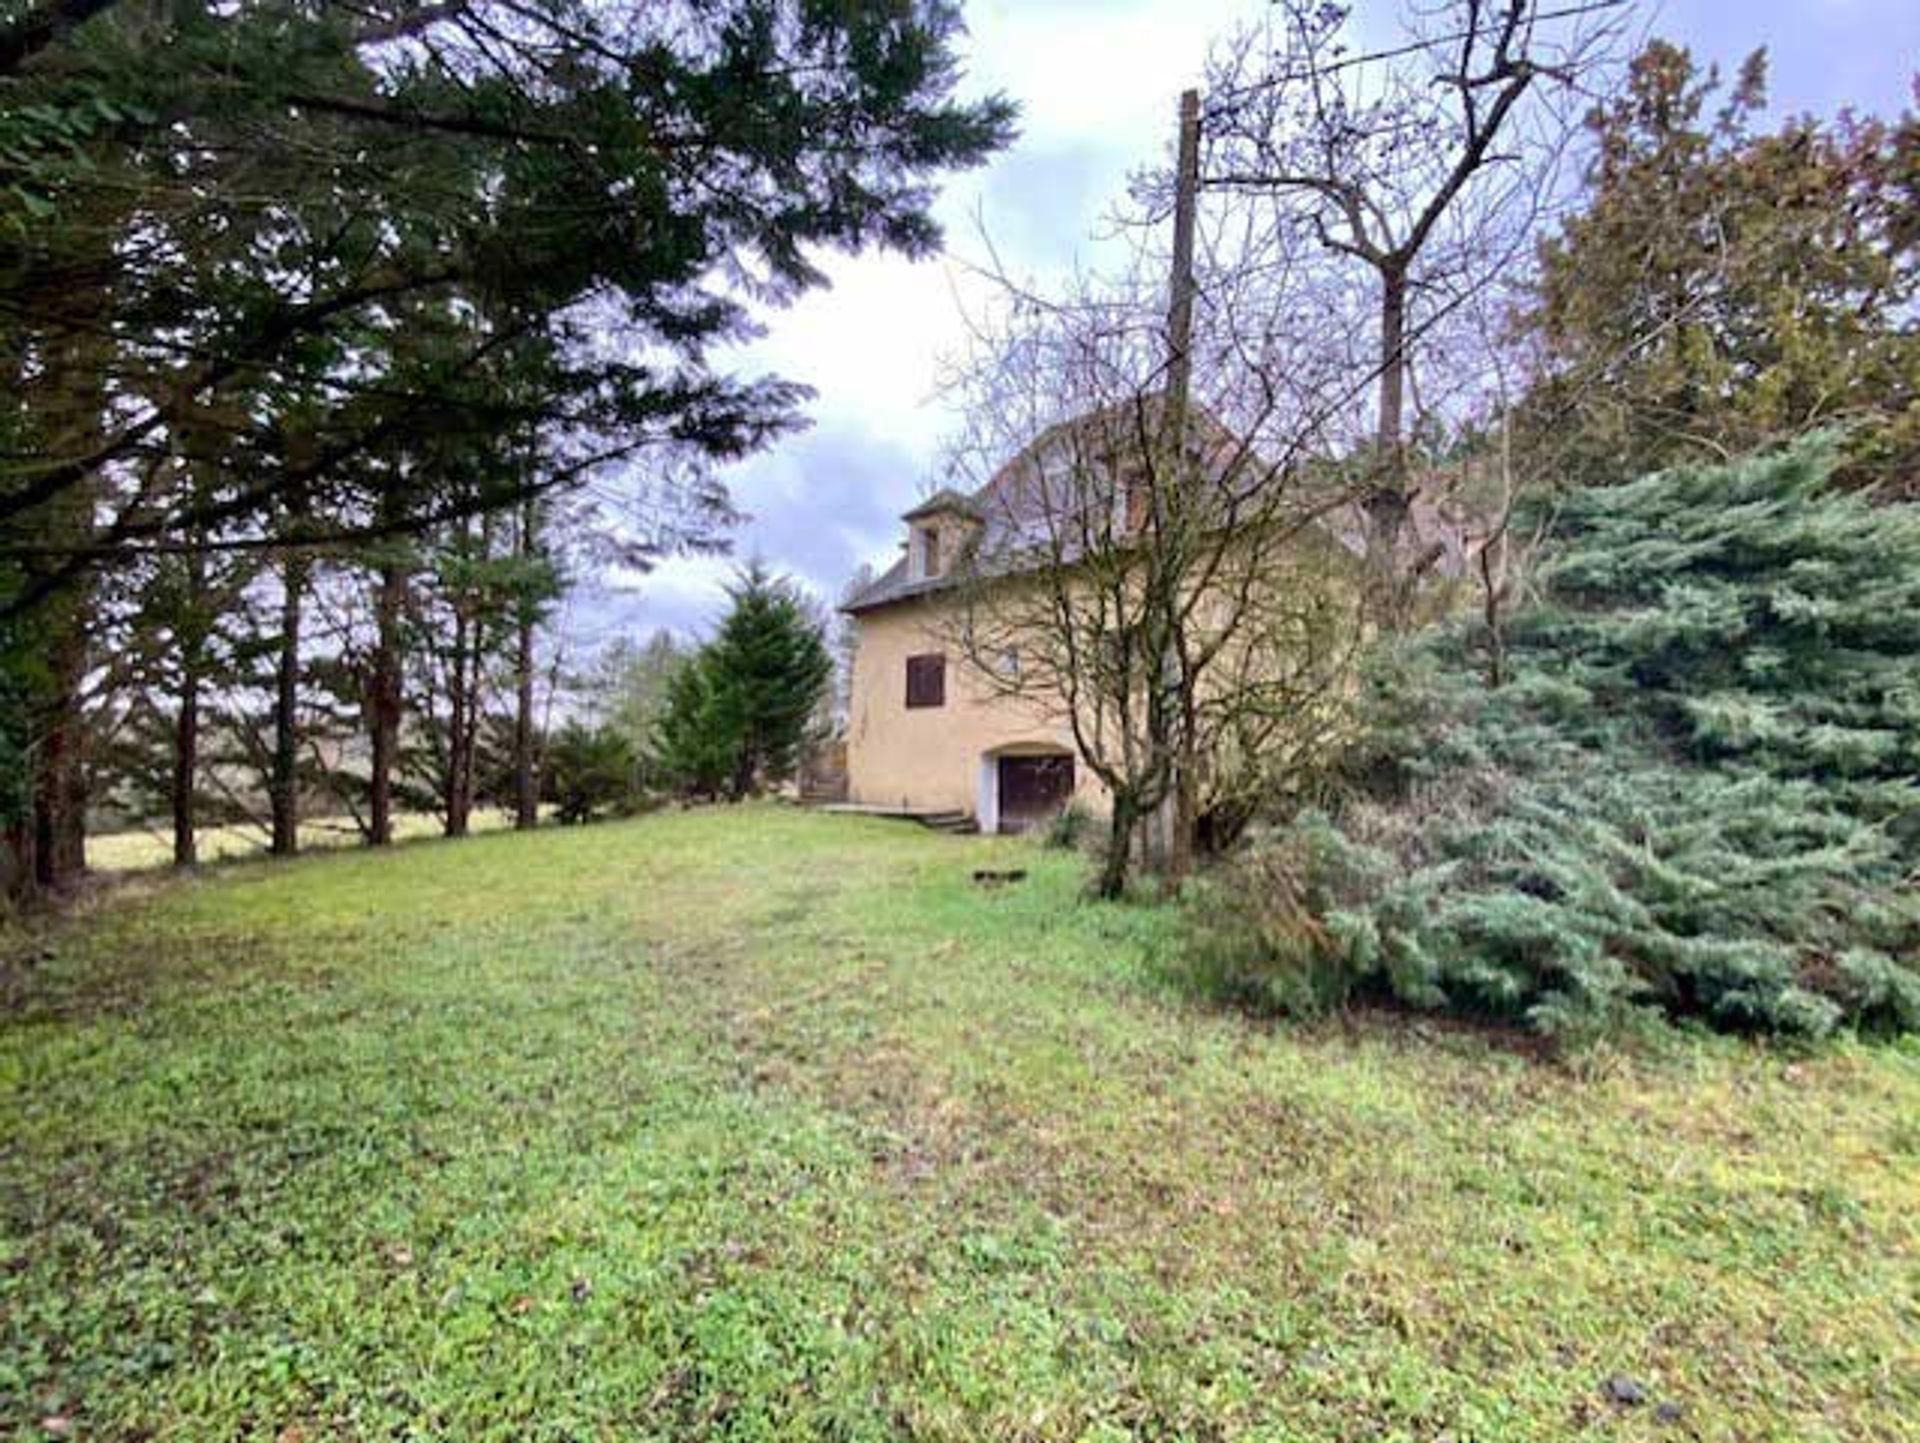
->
[922,527,942,578]
[993,646,1020,680]
[905,652,946,709]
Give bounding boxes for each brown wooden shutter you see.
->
[905,652,946,709]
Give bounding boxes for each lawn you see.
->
[2,806,1915,1441]
[86,809,532,873]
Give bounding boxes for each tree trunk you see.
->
[512,498,539,830]
[1480,413,1515,689]
[170,538,207,869]
[512,605,538,828]
[21,341,103,895]
[0,822,27,903]
[444,507,493,839]
[1169,705,1198,883]
[367,559,405,847]
[1376,264,1408,459]
[171,654,200,869]
[31,600,88,890]
[458,634,481,834]
[5,214,113,901]
[1095,793,1137,900]
[270,552,306,856]
[730,736,755,802]
[445,599,471,838]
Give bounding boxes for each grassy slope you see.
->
[1,806,1915,1442]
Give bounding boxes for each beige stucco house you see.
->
[842,409,1267,836]
[840,408,1471,836]
[842,485,1104,834]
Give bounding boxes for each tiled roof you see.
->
[841,456,1050,615]
[900,487,982,522]
[841,556,952,613]
[841,405,1486,615]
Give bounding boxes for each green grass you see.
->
[2,805,1915,1441]
[86,808,533,873]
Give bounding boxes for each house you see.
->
[840,406,1254,835]
[840,407,1472,835]
[841,476,1099,834]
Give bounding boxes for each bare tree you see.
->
[937,228,1366,896]
[1200,0,1626,624]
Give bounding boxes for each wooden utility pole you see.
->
[1148,87,1202,881]
[1166,88,1200,421]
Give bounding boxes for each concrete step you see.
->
[816,803,977,835]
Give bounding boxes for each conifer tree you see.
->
[651,654,734,803]
[705,566,834,799]
[1523,42,1920,492]
[0,0,1012,897]
[654,566,832,800]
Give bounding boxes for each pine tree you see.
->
[651,655,733,802]
[1,0,1013,898]
[705,566,835,799]
[543,722,638,825]
[653,566,832,800]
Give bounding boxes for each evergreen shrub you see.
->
[1184,438,1920,1039]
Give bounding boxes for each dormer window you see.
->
[900,487,981,582]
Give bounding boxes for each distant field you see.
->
[87,809,527,872]
[3,806,1916,1440]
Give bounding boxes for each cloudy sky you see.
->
[567,0,1920,650]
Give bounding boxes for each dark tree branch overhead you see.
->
[1,0,1015,564]
[278,90,585,149]
[0,267,465,529]
[341,1,469,48]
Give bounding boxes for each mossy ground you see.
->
[2,806,1915,1440]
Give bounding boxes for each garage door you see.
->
[997,754,1075,834]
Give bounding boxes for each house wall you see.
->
[846,523,1367,828]
[845,596,1107,820]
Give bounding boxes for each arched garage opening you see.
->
[976,743,1075,836]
